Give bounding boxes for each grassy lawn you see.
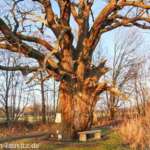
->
[1,128,129,150]
[40,128,129,150]
[40,131,128,150]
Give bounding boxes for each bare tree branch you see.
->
[0,65,39,75]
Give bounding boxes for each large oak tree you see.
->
[0,0,150,137]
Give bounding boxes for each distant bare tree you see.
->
[39,71,46,123]
[0,53,30,124]
[0,57,14,123]
[133,58,150,116]
[104,30,143,119]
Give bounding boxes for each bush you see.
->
[118,111,150,150]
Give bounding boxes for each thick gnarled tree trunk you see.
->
[58,80,99,138]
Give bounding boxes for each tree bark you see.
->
[109,107,115,120]
[40,72,46,124]
[58,80,98,139]
[109,96,116,120]
[5,87,10,125]
[5,100,10,123]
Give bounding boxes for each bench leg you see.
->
[94,132,101,140]
[79,134,87,142]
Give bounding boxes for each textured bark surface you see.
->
[58,80,99,138]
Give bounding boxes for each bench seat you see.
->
[78,129,101,142]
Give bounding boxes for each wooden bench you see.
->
[78,130,101,142]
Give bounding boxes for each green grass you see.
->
[40,129,129,150]
[4,128,130,150]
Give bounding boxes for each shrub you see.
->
[118,110,150,150]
